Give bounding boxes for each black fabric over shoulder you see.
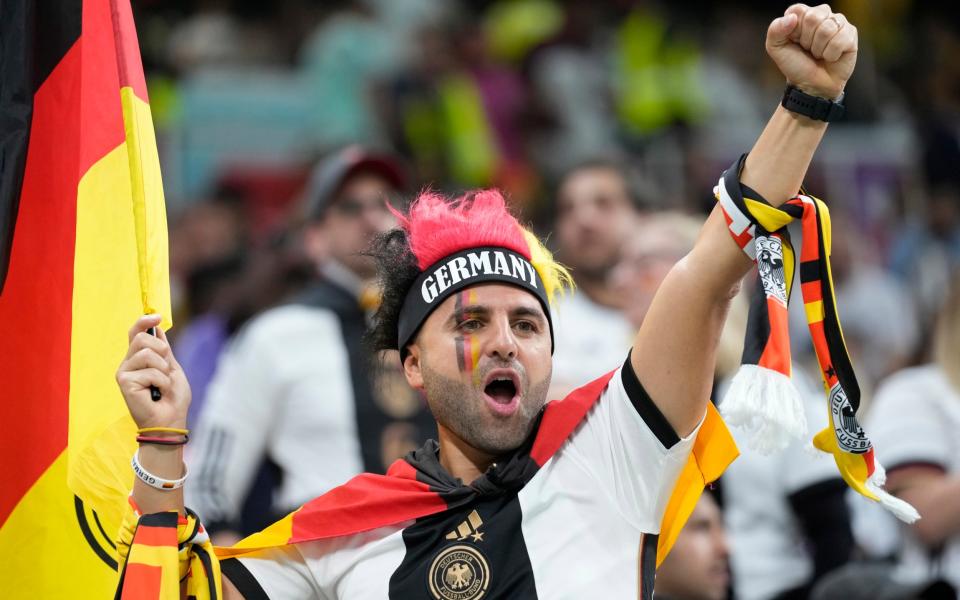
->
[621,353,680,449]
[639,533,659,600]
[221,558,270,600]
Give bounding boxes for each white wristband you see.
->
[131,449,188,491]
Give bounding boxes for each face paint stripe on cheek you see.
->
[455,336,466,372]
[454,291,466,372]
[468,290,481,386]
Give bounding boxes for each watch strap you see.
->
[781,85,845,122]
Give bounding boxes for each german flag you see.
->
[0,0,171,596]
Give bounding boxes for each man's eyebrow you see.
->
[448,304,489,324]
[511,306,547,322]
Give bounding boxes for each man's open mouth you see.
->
[482,369,521,415]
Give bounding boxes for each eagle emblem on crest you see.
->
[446,562,473,589]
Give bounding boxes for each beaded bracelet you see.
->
[136,434,189,446]
[137,426,189,436]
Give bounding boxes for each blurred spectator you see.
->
[696,8,771,130]
[523,0,617,177]
[832,221,920,390]
[611,212,746,380]
[165,3,248,73]
[864,274,960,592]
[186,146,436,542]
[547,159,644,398]
[167,189,247,315]
[890,119,960,324]
[611,5,706,140]
[175,252,246,428]
[379,18,536,199]
[810,563,955,600]
[301,1,405,149]
[378,24,456,186]
[165,0,287,74]
[653,492,731,600]
[166,186,247,425]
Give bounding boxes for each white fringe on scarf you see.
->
[721,364,807,454]
[865,461,921,523]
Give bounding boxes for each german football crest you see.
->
[755,235,788,307]
[829,383,871,453]
[428,544,490,600]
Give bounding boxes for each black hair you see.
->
[365,228,420,353]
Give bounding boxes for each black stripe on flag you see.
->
[740,273,772,365]
[0,0,82,293]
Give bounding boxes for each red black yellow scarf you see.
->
[717,154,918,523]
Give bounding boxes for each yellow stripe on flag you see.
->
[214,512,297,559]
[67,89,171,531]
[0,453,120,596]
[119,86,171,326]
[68,141,142,527]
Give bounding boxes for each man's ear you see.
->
[403,343,424,390]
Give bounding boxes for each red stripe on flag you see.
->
[120,563,163,599]
[131,524,178,547]
[288,464,448,543]
[78,0,128,176]
[0,42,82,527]
[108,0,148,101]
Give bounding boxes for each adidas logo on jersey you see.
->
[445,509,484,543]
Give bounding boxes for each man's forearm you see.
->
[895,472,960,547]
[740,105,829,208]
[690,102,831,298]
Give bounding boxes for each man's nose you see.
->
[714,527,731,558]
[486,316,518,361]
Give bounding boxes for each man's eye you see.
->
[514,321,537,333]
[460,319,482,331]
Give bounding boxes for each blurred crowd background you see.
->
[134,0,960,598]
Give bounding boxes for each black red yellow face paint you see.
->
[453,290,480,383]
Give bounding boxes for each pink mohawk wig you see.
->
[390,190,573,304]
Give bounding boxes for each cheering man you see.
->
[115,5,859,599]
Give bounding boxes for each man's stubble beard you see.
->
[421,357,551,456]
